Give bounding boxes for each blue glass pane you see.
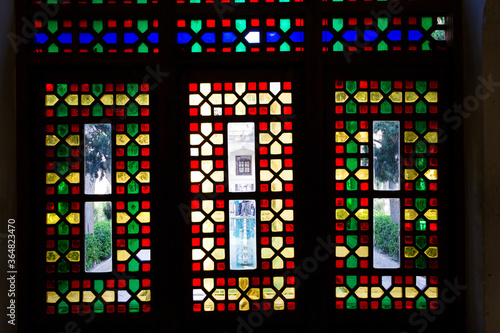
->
[408,30,423,41]
[387,30,402,41]
[124,33,139,44]
[364,30,378,41]
[79,33,94,44]
[103,33,117,44]
[289,31,304,43]
[222,32,237,43]
[177,32,192,44]
[35,33,49,44]
[57,33,72,44]
[147,33,159,44]
[343,30,357,42]
[266,32,281,43]
[322,31,334,42]
[201,33,216,44]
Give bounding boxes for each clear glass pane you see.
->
[84,124,112,194]
[228,122,256,192]
[373,121,400,190]
[85,201,112,272]
[373,198,400,269]
[229,200,257,270]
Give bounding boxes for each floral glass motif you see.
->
[44,83,152,314]
[188,81,296,312]
[332,80,440,310]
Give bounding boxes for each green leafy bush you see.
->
[85,219,112,271]
[374,212,399,260]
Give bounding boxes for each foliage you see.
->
[374,212,399,261]
[85,219,112,271]
[84,124,111,184]
[373,121,399,187]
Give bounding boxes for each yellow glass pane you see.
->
[371,287,384,298]
[263,288,276,299]
[272,256,284,269]
[191,171,204,183]
[116,134,130,146]
[354,131,369,143]
[281,210,293,221]
[270,122,282,135]
[405,169,419,180]
[46,213,59,225]
[370,91,383,103]
[46,251,60,262]
[336,246,349,257]
[425,287,438,299]
[201,179,214,193]
[66,251,80,262]
[202,238,214,251]
[117,250,131,261]
[65,135,80,146]
[228,289,240,300]
[200,103,211,116]
[47,291,60,303]
[136,171,150,183]
[46,173,60,184]
[117,212,130,224]
[83,291,95,303]
[389,91,403,103]
[354,91,368,103]
[66,291,80,303]
[100,94,114,105]
[424,209,438,220]
[271,220,283,232]
[271,178,282,192]
[283,287,295,299]
[212,248,225,260]
[191,211,204,223]
[209,93,222,105]
[335,91,348,103]
[336,287,349,298]
[224,93,237,105]
[247,288,260,300]
[235,102,246,115]
[270,101,281,115]
[213,289,225,301]
[424,132,438,143]
[66,172,80,184]
[405,287,419,298]
[204,299,215,311]
[335,169,349,180]
[270,160,282,173]
[281,247,294,258]
[355,169,369,180]
[259,93,272,104]
[239,277,249,291]
[404,131,418,143]
[81,94,94,106]
[390,287,403,298]
[201,142,213,156]
[279,92,292,104]
[204,278,214,292]
[261,247,274,259]
[405,91,419,103]
[46,135,60,146]
[66,212,80,224]
[192,249,205,260]
[355,209,369,220]
[355,286,369,298]
[116,94,130,106]
[212,211,224,222]
[201,161,213,174]
[137,290,151,302]
[45,95,59,106]
[136,94,149,105]
[243,93,257,105]
[335,131,349,143]
[116,172,131,183]
[355,246,369,257]
[203,257,214,270]
[210,171,224,182]
[235,82,246,95]
[239,298,250,311]
[424,91,438,103]
[280,170,293,181]
[210,134,223,146]
[136,212,150,223]
[404,246,418,258]
[260,133,273,145]
[424,169,438,180]
[189,94,203,106]
[271,199,283,212]
[336,209,349,220]
[272,237,283,250]
[273,277,284,290]
[260,170,274,182]
[405,209,418,220]
[65,94,79,106]
[136,134,150,145]
[424,247,438,258]
[190,134,203,145]
[279,132,293,144]
[199,83,211,96]
[274,297,285,310]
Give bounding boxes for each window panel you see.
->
[34,0,157,3]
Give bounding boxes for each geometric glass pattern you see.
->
[188,81,296,312]
[44,83,152,314]
[331,79,440,310]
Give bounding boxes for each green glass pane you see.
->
[127,143,139,156]
[346,217,358,231]
[378,17,388,31]
[192,43,202,53]
[93,43,103,53]
[416,296,427,309]
[127,124,139,137]
[416,158,427,171]
[128,221,140,234]
[381,100,392,114]
[235,20,246,33]
[346,235,358,249]
[416,178,427,191]
[92,84,103,97]
[58,222,69,235]
[127,161,139,175]
[415,121,427,134]
[346,81,357,95]
[280,42,291,52]
[129,300,140,313]
[138,43,149,53]
[416,218,427,231]
[94,280,104,293]
[416,100,427,114]
[415,141,427,154]
[92,104,103,117]
[57,124,68,138]
[332,18,343,32]
[57,104,68,117]
[280,19,291,33]
[57,240,69,254]
[58,202,69,215]
[129,258,140,272]
[346,140,358,153]
[415,255,427,269]
[346,100,357,114]
[57,260,69,273]
[346,198,358,211]
[422,17,433,31]
[381,296,392,309]
[48,20,58,34]
[191,20,202,33]
[129,279,140,293]
[48,43,59,53]
[127,84,139,97]
[128,239,140,252]
[58,181,69,195]
[346,177,358,191]
[94,300,104,313]
[381,81,392,94]
[58,301,69,314]
[416,81,427,94]
[56,84,67,97]
[56,162,69,176]
[346,121,357,134]
[415,198,427,212]
[422,40,431,51]
[346,276,357,289]
[57,144,69,157]
[58,280,69,294]
[377,40,388,51]
[346,255,358,268]
[127,103,139,116]
[138,20,148,33]
[128,180,140,194]
[416,236,427,249]
[93,21,103,33]
[346,158,358,172]
[346,295,357,309]
[128,201,140,215]
[333,41,344,52]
